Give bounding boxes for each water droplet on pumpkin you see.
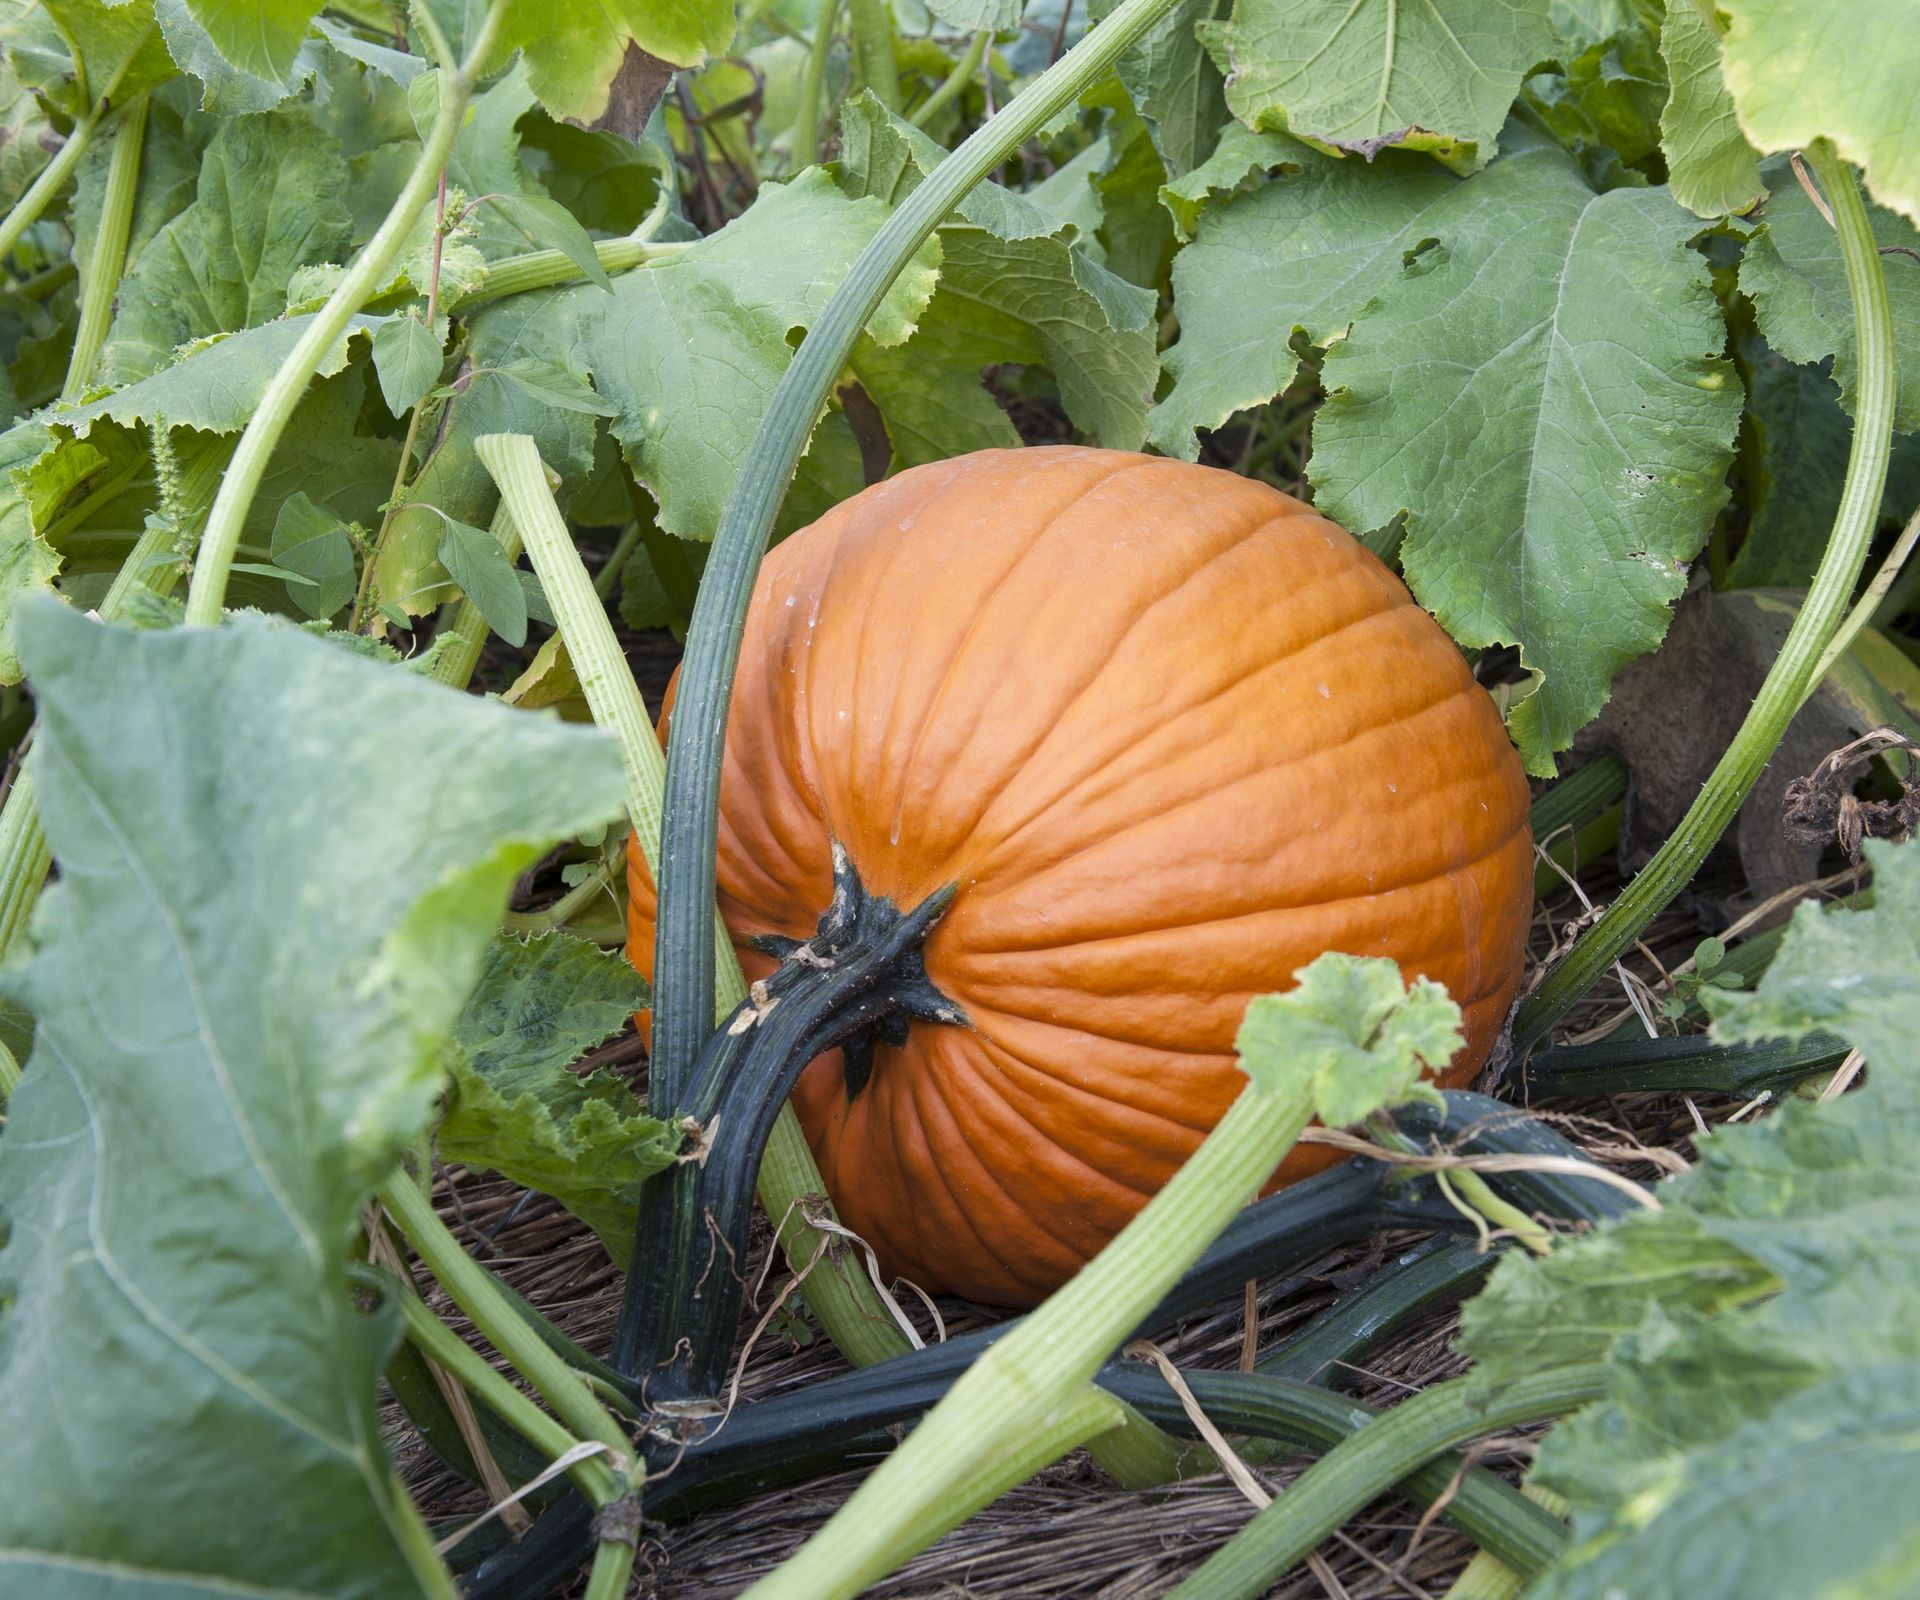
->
[1387,781,1398,794]
[1317,683,1331,698]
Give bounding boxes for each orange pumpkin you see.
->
[627,447,1532,1307]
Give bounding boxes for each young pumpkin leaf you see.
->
[1717,0,1920,230]
[371,310,445,418]
[438,931,677,1255]
[1235,952,1460,1124]
[0,601,623,1597]
[1198,0,1557,172]
[1309,137,1742,774]
[437,511,529,646]
[1740,159,1920,431]
[1657,0,1763,219]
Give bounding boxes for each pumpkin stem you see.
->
[611,850,964,1398]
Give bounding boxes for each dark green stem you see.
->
[1167,1365,1608,1600]
[613,851,961,1393]
[1512,143,1895,1053]
[652,0,1183,1108]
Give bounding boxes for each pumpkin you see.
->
[627,446,1532,1308]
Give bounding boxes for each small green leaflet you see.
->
[1309,138,1742,775]
[1199,0,1557,172]
[372,311,445,418]
[1234,952,1459,1125]
[437,511,529,646]
[1740,159,1920,431]
[270,490,357,618]
[1657,0,1762,219]
[483,191,615,292]
[439,931,678,1256]
[0,602,623,1599]
[183,0,321,83]
[1718,0,1920,229]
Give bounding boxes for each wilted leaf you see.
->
[0,601,623,1596]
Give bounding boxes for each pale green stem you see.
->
[0,1034,18,1104]
[183,4,505,628]
[1512,140,1896,1053]
[1807,498,1919,691]
[499,853,617,936]
[378,1171,634,1465]
[0,104,104,263]
[387,1468,460,1600]
[1442,1486,1571,1600]
[593,519,644,602]
[910,30,989,129]
[847,0,902,109]
[581,1537,639,1600]
[388,1270,625,1508]
[475,433,917,1372]
[1086,1397,1207,1488]
[793,0,841,170]
[60,93,147,401]
[443,235,684,314]
[741,1079,1319,1600]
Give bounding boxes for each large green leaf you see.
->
[1309,139,1742,774]
[0,602,624,1596]
[1657,0,1762,219]
[1740,159,1920,432]
[160,0,322,113]
[1089,0,1227,180]
[1149,144,1456,456]
[1718,0,1920,230]
[835,100,1159,465]
[438,931,677,1256]
[101,108,354,382]
[1460,839,1920,1599]
[27,0,176,116]
[182,0,322,83]
[1198,0,1556,172]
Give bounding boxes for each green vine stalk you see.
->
[650,0,1183,1108]
[183,3,505,628]
[739,1075,1322,1600]
[59,92,147,401]
[1511,139,1896,1053]
[1166,1366,1609,1600]
[475,432,915,1374]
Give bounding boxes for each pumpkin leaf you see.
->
[1234,952,1460,1126]
[502,0,734,122]
[1657,0,1763,219]
[462,165,938,540]
[180,0,322,84]
[835,97,1159,467]
[1704,837,1919,1072]
[1198,0,1557,173]
[1717,0,1920,230]
[1308,138,1743,774]
[1740,158,1920,431]
[0,422,62,683]
[1088,0,1227,180]
[159,0,323,114]
[437,931,676,1256]
[99,106,353,382]
[0,600,623,1596]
